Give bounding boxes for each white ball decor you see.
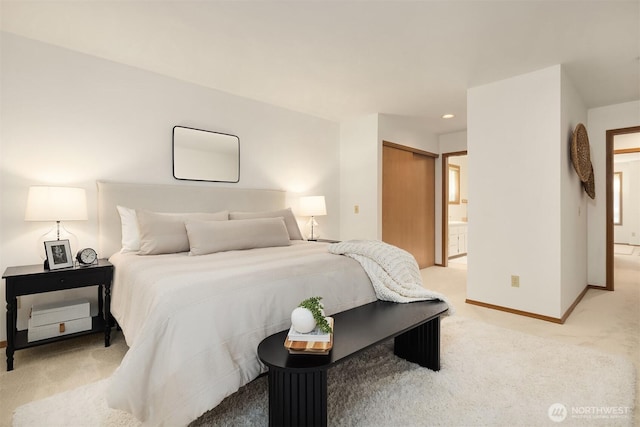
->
[291,307,316,333]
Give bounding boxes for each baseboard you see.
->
[466,286,590,325]
[0,340,6,349]
[560,286,589,324]
[465,299,564,323]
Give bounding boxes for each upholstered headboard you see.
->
[97,181,286,258]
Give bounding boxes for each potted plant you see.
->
[290,296,333,334]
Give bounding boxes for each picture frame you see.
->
[44,239,73,270]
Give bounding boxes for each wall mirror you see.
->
[448,164,460,204]
[173,126,240,183]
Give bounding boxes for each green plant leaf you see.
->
[298,296,332,334]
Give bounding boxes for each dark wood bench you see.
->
[257,299,449,427]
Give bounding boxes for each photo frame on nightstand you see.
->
[44,239,73,270]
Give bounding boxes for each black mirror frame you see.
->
[172,126,240,183]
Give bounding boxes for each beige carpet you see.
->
[13,316,636,426]
[614,244,636,255]
[2,252,638,427]
[448,255,467,264]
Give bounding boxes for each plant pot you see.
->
[291,307,316,333]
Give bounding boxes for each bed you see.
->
[97,181,377,425]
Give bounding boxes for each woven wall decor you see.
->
[571,123,595,199]
[571,123,592,183]
[582,163,595,199]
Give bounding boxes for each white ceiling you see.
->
[1,0,639,135]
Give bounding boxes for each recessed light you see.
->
[442,114,455,119]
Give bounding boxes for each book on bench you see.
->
[284,317,333,355]
[286,317,333,342]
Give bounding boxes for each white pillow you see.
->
[186,217,291,255]
[117,205,141,253]
[229,208,303,240]
[136,210,229,255]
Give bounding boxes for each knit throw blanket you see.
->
[329,240,454,314]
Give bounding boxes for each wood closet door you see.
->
[382,144,435,269]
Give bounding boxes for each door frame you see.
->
[606,126,640,290]
[441,150,467,268]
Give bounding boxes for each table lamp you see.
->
[25,186,88,262]
[299,196,326,241]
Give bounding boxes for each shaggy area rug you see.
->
[13,317,636,426]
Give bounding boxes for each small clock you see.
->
[76,248,98,266]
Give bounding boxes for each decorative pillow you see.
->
[229,208,303,240]
[117,205,141,253]
[136,210,229,255]
[186,217,291,255]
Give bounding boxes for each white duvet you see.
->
[106,241,376,426]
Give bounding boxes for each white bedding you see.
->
[106,241,376,426]
[329,240,454,310]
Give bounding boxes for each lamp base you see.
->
[305,217,320,241]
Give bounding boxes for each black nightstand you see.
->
[2,259,114,371]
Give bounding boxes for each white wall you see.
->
[560,69,588,314]
[378,114,439,154]
[586,100,640,285]
[613,128,640,246]
[0,33,341,338]
[339,113,439,242]
[439,131,468,154]
[613,159,640,245]
[467,65,587,319]
[339,114,380,240]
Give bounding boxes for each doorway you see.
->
[606,126,640,290]
[441,151,468,268]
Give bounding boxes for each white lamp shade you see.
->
[299,196,327,216]
[25,186,88,221]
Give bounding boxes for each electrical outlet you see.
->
[354,205,360,214]
[511,275,520,288]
